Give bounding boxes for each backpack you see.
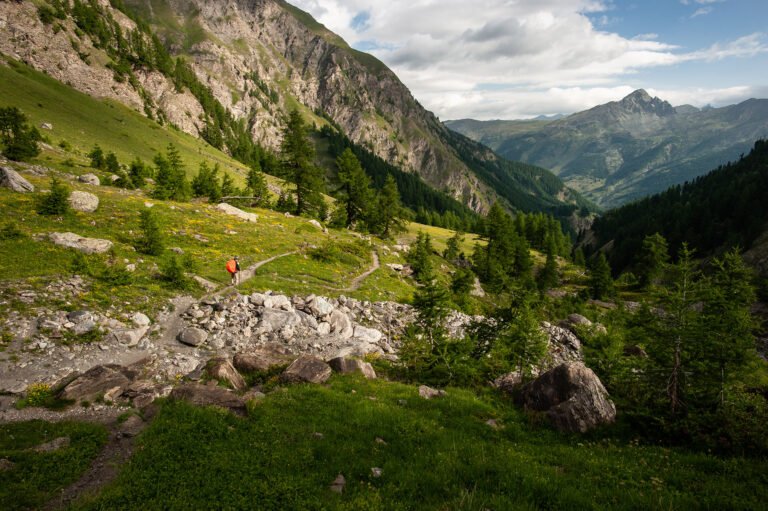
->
[226,259,237,273]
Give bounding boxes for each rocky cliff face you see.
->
[0,0,498,211]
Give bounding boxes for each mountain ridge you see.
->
[446,90,768,208]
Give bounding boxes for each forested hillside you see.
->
[590,139,768,274]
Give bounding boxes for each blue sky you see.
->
[290,0,768,119]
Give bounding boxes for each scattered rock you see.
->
[308,296,334,318]
[485,419,501,429]
[260,308,301,332]
[169,383,246,415]
[130,312,151,328]
[40,122,53,130]
[328,357,377,379]
[353,325,382,343]
[0,459,14,472]
[329,474,346,494]
[216,203,258,223]
[57,364,136,403]
[517,362,616,433]
[0,166,34,192]
[178,327,208,347]
[281,355,332,384]
[205,358,247,391]
[418,385,446,400]
[49,232,113,254]
[371,467,383,478]
[78,173,100,186]
[328,310,353,339]
[108,326,149,347]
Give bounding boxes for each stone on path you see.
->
[49,232,113,254]
[178,327,208,347]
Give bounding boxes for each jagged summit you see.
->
[616,89,675,116]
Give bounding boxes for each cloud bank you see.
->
[290,0,768,119]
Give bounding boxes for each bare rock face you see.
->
[328,357,376,379]
[281,355,332,384]
[205,357,247,391]
[517,362,616,433]
[0,166,34,192]
[57,364,137,403]
[49,232,113,254]
[169,383,246,415]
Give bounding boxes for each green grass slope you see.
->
[72,375,768,510]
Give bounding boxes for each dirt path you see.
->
[346,250,380,292]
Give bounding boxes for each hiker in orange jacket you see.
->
[226,256,240,285]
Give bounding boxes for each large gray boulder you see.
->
[169,383,246,415]
[178,327,208,347]
[308,296,334,318]
[216,203,258,223]
[78,173,100,186]
[0,166,34,192]
[205,358,247,391]
[49,232,113,254]
[57,364,136,403]
[68,190,99,212]
[328,357,377,379]
[517,362,616,433]
[107,326,149,347]
[353,325,382,344]
[281,355,332,384]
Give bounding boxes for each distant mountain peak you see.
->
[617,89,674,116]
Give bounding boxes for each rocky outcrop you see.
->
[68,191,99,212]
[517,362,616,433]
[0,166,34,192]
[48,232,113,254]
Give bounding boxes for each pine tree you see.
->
[443,231,464,261]
[537,239,559,292]
[0,107,40,162]
[336,148,373,228]
[152,144,191,201]
[220,171,235,198]
[280,109,324,216]
[637,232,670,288]
[374,175,405,237]
[88,144,105,169]
[589,252,614,299]
[37,176,70,216]
[407,232,434,282]
[105,152,120,173]
[128,157,148,188]
[573,247,586,267]
[136,209,164,256]
[246,162,269,207]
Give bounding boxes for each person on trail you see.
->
[226,256,241,285]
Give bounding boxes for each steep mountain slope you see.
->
[0,0,587,217]
[447,90,768,208]
[588,139,768,275]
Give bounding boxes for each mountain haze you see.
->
[446,90,768,208]
[0,0,588,217]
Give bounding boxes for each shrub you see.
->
[36,176,70,215]
[0,222,25,240]
[159,254,195,290]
